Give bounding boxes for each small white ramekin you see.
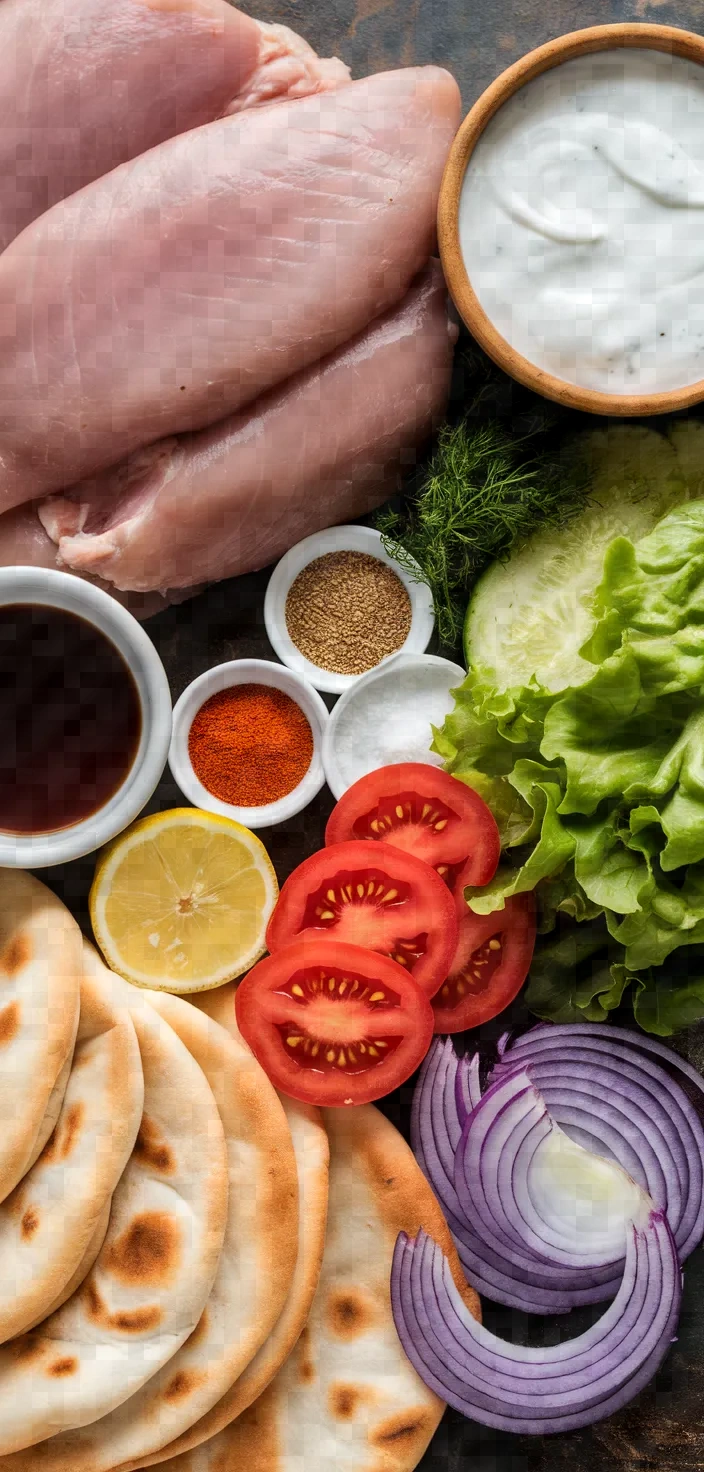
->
[322,652,466,799]
[0,567,172,867]
[169,658,329,830]
[263,525,435,695]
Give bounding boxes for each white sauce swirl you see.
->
[459,49,704,393]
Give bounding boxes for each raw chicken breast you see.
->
[227,21,351,111]
[0,504,174,618]
[40,265,456,593]
[0,1,351,252]
[0,0,261,250]
[0,67,460,511]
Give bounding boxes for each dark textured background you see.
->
[47,4,704,1469]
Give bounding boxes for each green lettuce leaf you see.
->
[524,918,637,1024]
[467,762,574,913]
[438,496,704,1031]
[632,954,704,1035]
[585,502,704,697]
[571,812,654,914]
[534,865,603,933]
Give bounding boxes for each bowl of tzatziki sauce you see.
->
[439,23,704,415]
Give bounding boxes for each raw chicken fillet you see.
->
[0,1,460,603]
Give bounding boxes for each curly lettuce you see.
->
[435,500,704,1033]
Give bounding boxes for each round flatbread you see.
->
[0,947,143,1342]
[164,1104,480,1472]
[134,983,330,1469]
[36,988,299,1472]
[147,1092,329,1470]
[0,871,82,1203]
[0,979,228,1457]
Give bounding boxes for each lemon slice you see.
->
[90,808,278,993]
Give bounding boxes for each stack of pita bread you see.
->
[0,871,479,1472]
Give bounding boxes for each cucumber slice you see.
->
[464,425,693,694]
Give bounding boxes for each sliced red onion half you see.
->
[455,1068,649,1278]
[413,1028,704,1313]
[412,1040,632,1312]
[491,1028,704,1265]
[391,1210,682,1433]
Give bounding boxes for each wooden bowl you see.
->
[439,23,704,416]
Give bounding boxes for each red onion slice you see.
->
[413,1027,704,1315]
[492,1031,704,1262]
[391,1211,681,1432]
[455,1068,649,1275]
[412,1039,626,1312]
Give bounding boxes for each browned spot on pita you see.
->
[370,1407,435,1449]
[85,1281,104,1320]
[8,1336,44,1364]
[0,932,31,976]
[85,1282,162,1335]
[114,1306,162,1334]
[47,1357,78,1378]
[329,1382,370,1421]
[0,1000,20,1045]
[327,1287,377,1341]
[297,1322,315,1384]
[103,1211,180,1287]
[39,1102,85,1167]
[163,1369,206,1403]
[21,1206,39,1240]
[58,1103,84,1159]
[135,1116,175,1175]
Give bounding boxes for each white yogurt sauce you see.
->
[459,48,704,394]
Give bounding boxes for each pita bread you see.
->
[0,949,144,1342]
[0,976,228,1457]
[130,984,329,1469]
[26,1044,76,1172]
[148,1092,330,1470]
[0,871,82,1203]
[28,1202,112,1328]
[36,989,299,1472]
[166,1105,480,1472]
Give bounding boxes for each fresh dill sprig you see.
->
[377,418,588,650]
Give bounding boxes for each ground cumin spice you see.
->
[285,550,412,676]
[188,683,313,807]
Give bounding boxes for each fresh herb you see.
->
[376,418,587,649]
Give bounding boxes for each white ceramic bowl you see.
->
[169,658,329,830]
[0,567,172,867]
[322,652,466,799]
[263,525,435,695]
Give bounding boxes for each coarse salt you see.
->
[328,656,464,793]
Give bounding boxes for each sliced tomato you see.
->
[325,764,500,893]
[266,839,458,998]
[431,893,536,1033]
[235,937,433,1106]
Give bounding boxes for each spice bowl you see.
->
[168,659,329,830]
[322,652,466,799]
[264,525,435,695]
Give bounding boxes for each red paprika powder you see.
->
[188,683,314,807]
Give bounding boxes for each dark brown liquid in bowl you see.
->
[0,604,142,834]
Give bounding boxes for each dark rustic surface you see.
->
[46,5,704,1470]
